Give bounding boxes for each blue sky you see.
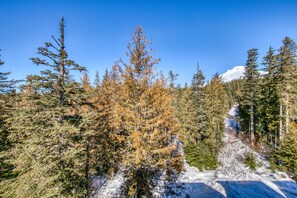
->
[0,0,296,85]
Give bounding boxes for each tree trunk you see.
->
[58,17,65,104]
[279,102,283,141]
[285,96,289,134]
[85,137,90,198]
[58,63,65,104]
[250,104,254,147]
[136,169,141,198]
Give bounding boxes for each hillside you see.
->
[93,106,297,198]
[220,66,245,82]
[220,66,267,82]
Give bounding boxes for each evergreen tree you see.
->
[94,70,100,88]
[257,47,279,146]
[271,37,297,181]
[205,73,228,153]
[168,70,178,94]
[77,71,101,197]
[180,69,216,170]
[239,48,260,147]
[191,67,208,141]
[0,51,16,94]
[271,122,297,181]
[177,86,199,145]
[93,66,123,177]
[0,51,17,182]
[1,17,88,197]
[224,79,244,108]
[113,26,183,197]
[168,70,179,110]
[276,37,297,140]
[177,70,224,170]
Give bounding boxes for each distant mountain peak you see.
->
[220,66,245,82]
[220,66,267,82]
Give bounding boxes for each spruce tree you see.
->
[77,71,101,197]
[0,51,17,182]
[177,86,199,145]
[205,74,228,153]
[257,47,279,146]
[239,48,260,147]
[271,122,297,181]
[0,51,16,94]
[179,68,218,170]
[94,70,100,88]
[271,37,297,181]
[224,79,244,108]
[1,18,88,197]
[168,71,178,94]
[276,37,297,140]
[191,67,208,141]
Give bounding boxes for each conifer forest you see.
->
[1,8,297,198]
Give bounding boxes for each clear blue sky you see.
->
[0,0,296,85]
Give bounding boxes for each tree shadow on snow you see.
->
[162,180,297,198]
[273,181,297,198]
[162,182,224,198]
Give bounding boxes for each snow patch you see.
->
[93,170,124,198]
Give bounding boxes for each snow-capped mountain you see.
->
[220,66,245,82]
[220,66,267,83]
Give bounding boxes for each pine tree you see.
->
[271,122,297,180]
[191,67,208,141]
[181,69,215,170]
[0,51,17,182]
[94,70,100,88]
[177,70,222,170]
[239,48,260,147]
[77,71,100,197]
[93,66,123,177]
[257,47,279,146]
[168,70,178,94]
[113,26,183,197]
[177,86,199,145]
[271,37,297,181]
[205,73,228,153]
[1,17,88,197]
[168,70,179,109]
[224,79,244,108]
[276,37,297,141]
[0,51,16,94]
[176,67,208,146]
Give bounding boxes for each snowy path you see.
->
[162,105,297,198]
[93,105,297,198]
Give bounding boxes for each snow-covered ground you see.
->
[92,170,124,197]
[93,105,297,198]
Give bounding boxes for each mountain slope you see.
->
[220,66,267,82]
[159,106,297,197]
[92,106,297,197]
[220,66,245,82]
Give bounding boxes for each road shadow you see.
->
[217,180,284,198]
[162,180,297,198]
[273,181,297,198]
[162,182,224,198]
